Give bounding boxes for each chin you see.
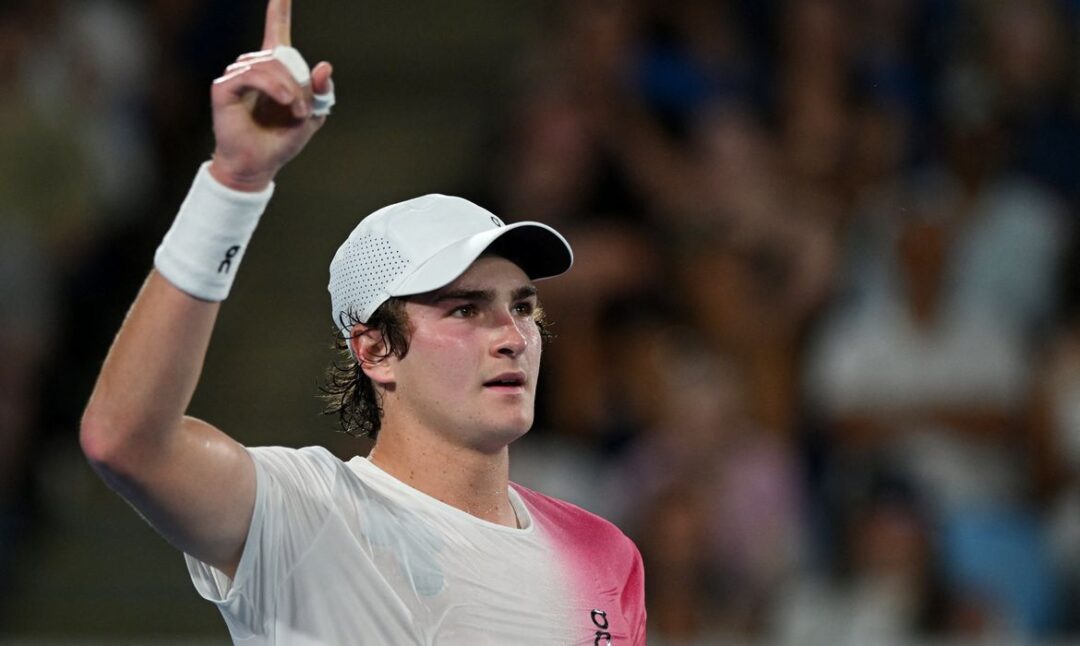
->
[475,418,532,453]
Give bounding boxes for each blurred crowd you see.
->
[492,0,1080,643]
[3,0,1080,643]
[0,0,264,616]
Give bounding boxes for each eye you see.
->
[450,304,477,318]
[513,300,536,317]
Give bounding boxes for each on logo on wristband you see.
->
[154,162,273,302]
[219,245,241,274]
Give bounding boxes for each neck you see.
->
[368,425,518,528]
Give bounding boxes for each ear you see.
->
[348,324,396,385]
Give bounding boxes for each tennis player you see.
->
[80,1,645,643]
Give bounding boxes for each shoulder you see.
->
[512,482,638,555]
[247,445,348,495]
[248,444,342,469]
[511,481,605,524]
[241,445,360,534]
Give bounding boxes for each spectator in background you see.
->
[770,470,948,646]
[0,0,250,607]
[613,325,802,641]
[775,0,852,196]
[805,202,1063,635]
[8,0,155,226]
[680,102,836,433]
[982,0,1080,210]
[1027,269,1080,634]
[629,0,766,137]
[0,0,90,591]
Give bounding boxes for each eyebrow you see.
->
[431,285,537,304]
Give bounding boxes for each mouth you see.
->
[483,372,527,391]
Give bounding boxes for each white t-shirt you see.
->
[185,446,646,645]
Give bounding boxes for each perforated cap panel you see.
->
[328,235,409,333]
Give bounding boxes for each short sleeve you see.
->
[623,542,647,646]
[184,445,343,640]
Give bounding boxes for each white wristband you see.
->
[154,162,274,301]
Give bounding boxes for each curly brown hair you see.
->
[322,298,411,439]
[322,295,554,439]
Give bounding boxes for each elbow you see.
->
[79,407,119,471]
[79,406,144,478]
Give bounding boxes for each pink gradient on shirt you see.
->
[512,483,647,645]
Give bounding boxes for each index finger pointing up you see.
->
[261,0,292,49]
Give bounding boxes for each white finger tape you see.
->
[272,45,335,116]
[313,79,336,117]
[272,45,311,85]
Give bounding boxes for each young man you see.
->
[80,1,645,643]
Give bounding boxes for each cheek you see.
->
[409,332,479,380]
[525,318,542,343]
[524,325,543,373]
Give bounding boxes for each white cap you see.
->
[328,194,573,336]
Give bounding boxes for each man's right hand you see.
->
[208,0,333,192]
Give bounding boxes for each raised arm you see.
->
[79,0,333,577]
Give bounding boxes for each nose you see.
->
[492,309,528,358]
